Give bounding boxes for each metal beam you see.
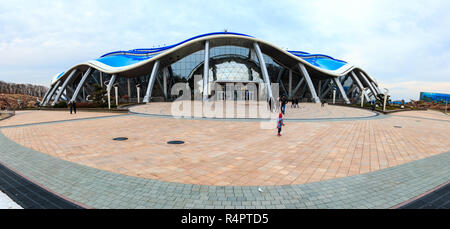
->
[163,67,168,100]
[350,71,370,102]
[143,60,160,103]
[276,69,287,96]
[52,69,77,105]
[202,41,210,101]
[298,63,320,103]
[291,77,305,97]
[358,71,378,98]
[71,68,92,102]
[107,74,117,92]
[321,80,332,98]
[332,77,351,104]
[253,42,273,100]
[40,84,54,106]
[43,80,62,106]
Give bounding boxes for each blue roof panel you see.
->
[95,55,153,68]
[302,57,347,71]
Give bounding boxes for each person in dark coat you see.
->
[69,100,73,114]
[281,96,287,114]
[73,101,77,114]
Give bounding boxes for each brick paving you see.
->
[0,110,123,127]
[1,109,448,186]
[0,107,448,209]
[130,102,377,120]
[0,131,448,209]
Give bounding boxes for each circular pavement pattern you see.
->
[0,107,448,187]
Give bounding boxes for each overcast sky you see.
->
[1,0,449,101]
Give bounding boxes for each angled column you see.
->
[276,69,287,96]
[40,85,54,106]
[43,80,62,106]
[350,71,370,102]
[52,69,77,105]
[298,63,320,103]
[371,81,381,95]
[71,68,92,102]
[357,71,378,98]
[163,67,168,100]
[332,77,351,104]
[143,60,160,103]
[321,80,332,98]
[253,42,273,100]
[107,74,117,92]
[202,41,210,101]
[291,77,305,97]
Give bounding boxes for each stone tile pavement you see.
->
[0,131,448,209]
[1,110,448,186]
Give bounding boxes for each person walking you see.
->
[321,100,326,107]
[281,96,287,115]
[69,100,73,114]
[277,113,285,136]
[73,100,77,114]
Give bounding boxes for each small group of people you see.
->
[68,100,77,114]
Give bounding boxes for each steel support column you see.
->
[71,68,92,102]
[43,80,62,106]
[253,42,273,100]
[52,69,77,106]
[40,85,54,106]
[202,41,210,101]
[298,63,320,103]
[321,80,332,98]
[332,77,351,104]
[358,71,378,98]
[292,77,305,97]
[350,71,370,102]
[143,60,160,103]
[163,67,168,101]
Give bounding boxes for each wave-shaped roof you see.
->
[95,32,347,71]
[53,32,374,85]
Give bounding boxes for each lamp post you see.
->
[104,81,111,109]
[332,87,336,104]
[114,83,119,106]
[136,84,141,104]
[383,88,389,112]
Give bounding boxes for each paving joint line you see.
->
[0,114,132,129]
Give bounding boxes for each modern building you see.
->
[420,92,450,103]
[40,32,383,106]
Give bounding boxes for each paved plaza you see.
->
[0,104,449,209]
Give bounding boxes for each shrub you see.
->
[53,101,68,108]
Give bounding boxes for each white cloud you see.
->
[0,0,449,101]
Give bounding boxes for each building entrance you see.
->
[214,81,259,101]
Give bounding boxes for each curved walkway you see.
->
[129,102,381,122]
